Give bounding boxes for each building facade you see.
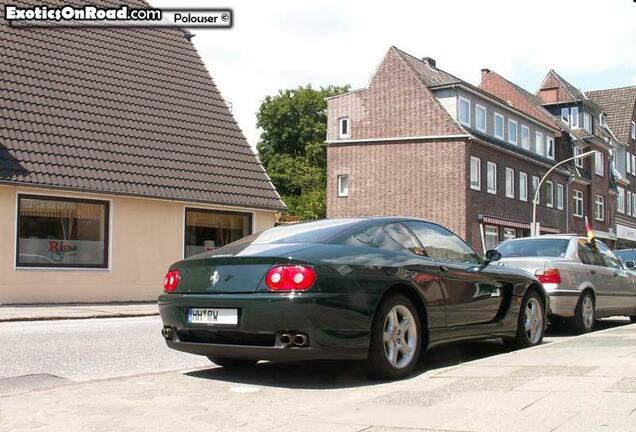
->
[327,47,568,252]
[0,1,284,304]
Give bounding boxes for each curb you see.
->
[0,312,159,323]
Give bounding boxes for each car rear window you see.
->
[239,219,362,244]
[496,238,569,258]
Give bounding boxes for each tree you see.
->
[257,84,350,220]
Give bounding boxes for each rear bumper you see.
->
[158,292,372,361]
[546,290,580,318]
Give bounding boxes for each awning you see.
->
[20,198,105,220]
[186,210,248,230]
[480,215,560,234]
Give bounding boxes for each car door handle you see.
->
[590,270,596,275]
[439,265,449,273]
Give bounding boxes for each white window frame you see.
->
[507,119,518,145]
[494,112,504,140]
[521,125,530,150]
[546,136,555,160]
[633,193,636,217]
[570,106,579,128]
[594,195,604,222]
[632,121,636,140]
[595,151,604,177]
[628,151,632,176]
[618,187,625,214]
[583,112,592,132]
[338,117,350,139]
[532,176,540,205]
[535,131,544,156]
[574,146,584,168]
[487,161,497,194]
[470,156,481,191]
[519,172,528,202]
[484,225,499,250]
[600,113,606,126]
[628,191,632,217]
[337,174,349,197]
[475,104,486,132]
[573,190,583,218]
[505,167,514,198]
[546,180,554,208]
[561,108,570,124]
[556,184,564,210]
[458,96,471,127]
[632,154,636,176]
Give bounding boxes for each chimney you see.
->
[481,68,491,79]
[421,57,436,68]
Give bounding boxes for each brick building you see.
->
[327,47,568,252]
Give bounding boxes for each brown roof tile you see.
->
[586,86,636,144]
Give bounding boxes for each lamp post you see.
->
[531,150,596,237]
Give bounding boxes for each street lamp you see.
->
[531,150,596,237]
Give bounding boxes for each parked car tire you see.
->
[366,294,422,380]
[569,291,595,334]
[630,316,636,324]
[207,357,258,368]
[504,289,545,349]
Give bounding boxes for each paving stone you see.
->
[440,409,576,432]
[515,376,622,392]
[434,365,520,378]
[607,377,636,393]
[508,366,597,378]
[434,390,548,411]
[0,373,71,396]
[528,391,636,414]
[586,366,636,377]
[553,412,636,432]
[368,390,452,407]
[435,376,531,392]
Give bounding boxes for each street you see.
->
[2,316,635,432]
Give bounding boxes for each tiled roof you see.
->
[537,70,587,104]
[586,86,636,144]
[479,69,561,132]
[392,47,462,87]
[0,0,284,210]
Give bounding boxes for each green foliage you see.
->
[257,84,349,220]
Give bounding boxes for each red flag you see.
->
[585,216,595,243]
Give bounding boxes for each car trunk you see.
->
[497,257,549,278]
[174,243,311,294]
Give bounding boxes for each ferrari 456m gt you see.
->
[159,217,548,380]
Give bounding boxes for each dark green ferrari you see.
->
[159,217,548,380]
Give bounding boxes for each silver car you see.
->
[495,235,636,333]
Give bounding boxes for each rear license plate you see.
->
[188,308,238,325]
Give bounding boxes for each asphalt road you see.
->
[0,315,630,391]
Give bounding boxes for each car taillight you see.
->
[535,268,561,285]
[163,269,180,292]
[265,265,316,292]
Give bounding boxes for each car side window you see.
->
[404,222,481,265]
[577,240,606,267]
[340,223,425,256]
[596,242,623,270]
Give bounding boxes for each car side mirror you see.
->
[484,249,502,265]
[626,260,635,269]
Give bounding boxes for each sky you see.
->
[152,0,636,148]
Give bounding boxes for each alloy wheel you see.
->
[524,298,543,344]
[582,295,594,329]
[383,305,417,368]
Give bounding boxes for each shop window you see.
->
[484,225,499,250]
[16,195,109,268]
[503,228,516,241]
[184,209,252,258]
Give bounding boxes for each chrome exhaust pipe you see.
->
[161,327,174,340]
[279,333,293,347]
[293,334,308,347]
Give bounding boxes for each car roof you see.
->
[500,234,583,242]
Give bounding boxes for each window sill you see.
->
[487,190,497,195]
[470,186,481,191]
[15,266,111,272]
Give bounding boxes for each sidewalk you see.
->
[1,322,635,431]
[0,302,159,322]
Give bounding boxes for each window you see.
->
[458,97,471,126]
[600,113,607,126]
[341,222,421,255]
[184,208,251,258]
[595,195,605,221]
[628,152,632,175]
[484,225,499,251]
[521,125,530,150]
[476,104,486,132]
[494,112,504,140]
[487,161,497,194]
[532,176,540,204]
[546,180,554,208]
[470,156,481,190]
[503,228,516,241]
[556,184,564,210]
[338,117,350,138]
[632,121,636,140]
[508,119,518,145]
[573,190,583,217]
[578,239,605,266]
[535,131,544,156]
[618,187,625,214]
[561,108,570,124]
[337,174,349,197]
[583,112,592,132]
[404,222,481,264]
[633,193,636,217]
[597,242,623,270]
[16,195,109,268]
[632,154,636,176]
[574,146,584,168]
[546,136,555,160]
[570,106,579,128]
[505,167,514,198]
[519,172,528,201]
[594,151,604,176]
[628,191,633,216]
[498,238,569,258]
